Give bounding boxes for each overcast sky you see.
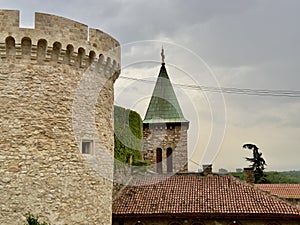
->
[1,0,299,171]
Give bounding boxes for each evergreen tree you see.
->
[243,143,267,183]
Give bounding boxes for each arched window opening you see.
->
[134,222,143,225]
[156,148,162,173]
[112,59,117,70]
[77,47,85,67]
[51,42,62,61]
[166,147,173,173]
[228,221,241,225]
[88,50,96,65]
[106,57,111,68]
[97,54,105,70]
[37,39,47,60]
[21,37,31,58]
[98,54,104,64]
[63,44,74,64]
[5,36,16,57]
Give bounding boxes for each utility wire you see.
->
[119,76,300,98]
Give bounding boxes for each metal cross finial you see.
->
[161,46,165,64]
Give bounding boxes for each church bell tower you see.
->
[143,48,189,173]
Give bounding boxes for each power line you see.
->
[119,75,300,98]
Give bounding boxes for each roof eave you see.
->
[143,121,190,129]
[112,212,300,220]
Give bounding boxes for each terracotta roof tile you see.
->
[255,184,300,199]
[113,174,300,218]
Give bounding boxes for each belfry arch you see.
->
[156,147,163,173]
[166,147,173,173]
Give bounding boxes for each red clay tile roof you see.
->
[255,184,300,199]
[113,174,300,218]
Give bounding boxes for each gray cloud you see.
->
[0,0,299,171]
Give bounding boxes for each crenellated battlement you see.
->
[0,10,120,70]
[0,36,120,74]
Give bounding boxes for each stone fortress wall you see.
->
[0,10,120,224]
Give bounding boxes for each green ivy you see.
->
[24,213,49,225]
[114,105,147,166]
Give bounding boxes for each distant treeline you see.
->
[114,105,148,166]
[231,171,300,184]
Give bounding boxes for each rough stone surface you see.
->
[0,10,120,225]
[143,124,188,173]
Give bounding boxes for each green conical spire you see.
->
[143,54,188,124]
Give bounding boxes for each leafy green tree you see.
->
[243,143,267,183]
[24,213,49,225]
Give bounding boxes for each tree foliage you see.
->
[243,143,267,183]
[230,171,300,184]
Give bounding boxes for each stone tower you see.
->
[0,10,120,224]
[143,49,189,173]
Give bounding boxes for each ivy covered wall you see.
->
[114,105,144,166]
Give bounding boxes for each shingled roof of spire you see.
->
[113,174,300,218]
[143,64,188,124]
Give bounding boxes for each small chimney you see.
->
[244,167,255,184]
[202,164,212,176]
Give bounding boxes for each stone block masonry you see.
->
[0,10,120,224]
[143,124,188,173]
